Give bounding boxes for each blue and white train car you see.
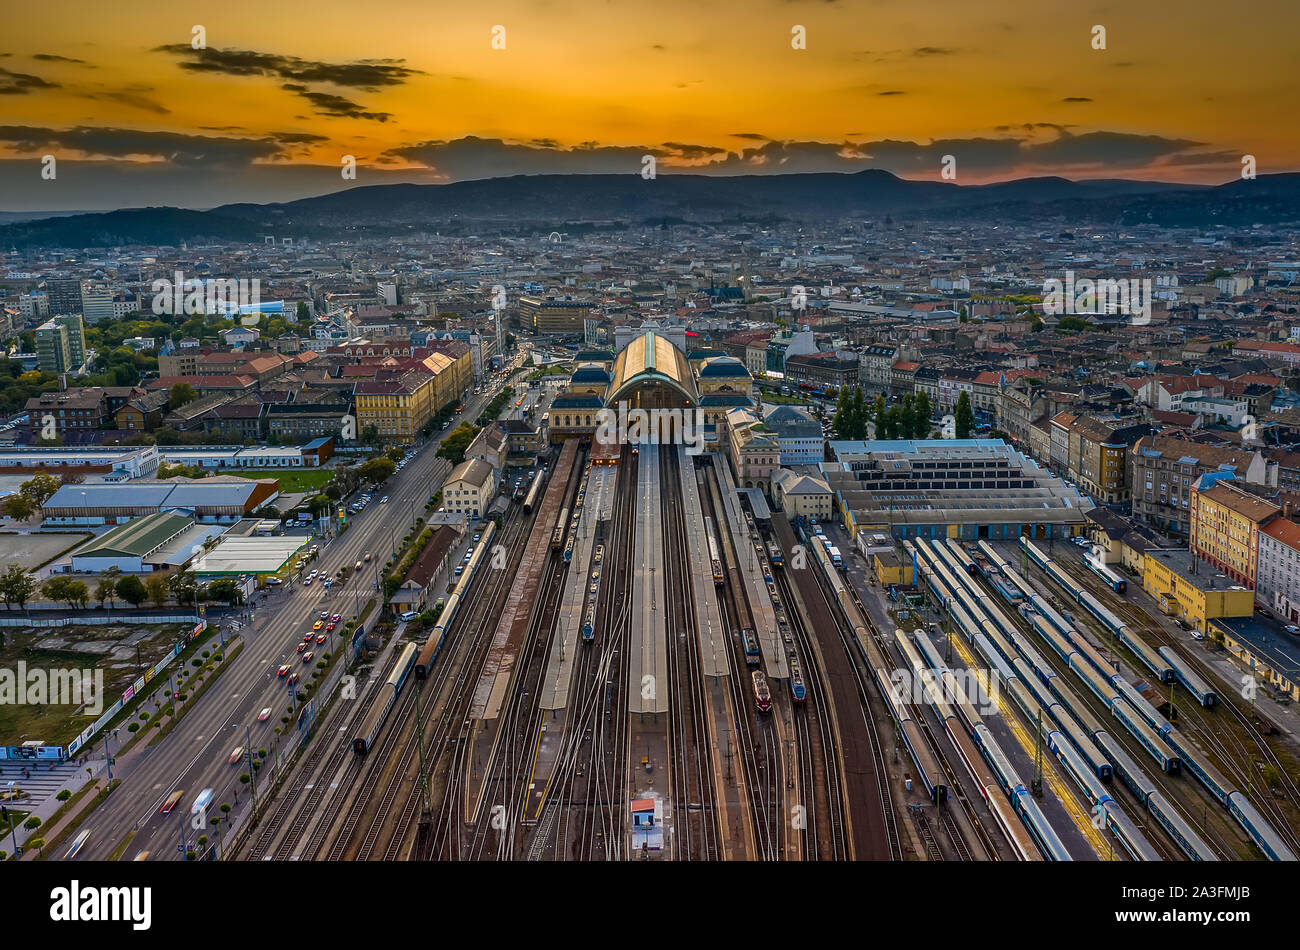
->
[1157,644,1218,707]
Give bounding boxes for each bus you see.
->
[159,789,185,814]
[63,830,90,859]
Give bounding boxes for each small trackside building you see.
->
[443,458,495,519]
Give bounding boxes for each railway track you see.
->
[771,554,850,859]
[701,460,783,859]
[795,525,904,859]
[1054,549,1300,855]
[549,449,637,860]
[661,449,721,861]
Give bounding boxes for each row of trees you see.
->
[0,565,244,611]
[871,392,936,441]
[832,388,936,441]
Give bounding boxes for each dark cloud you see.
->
[152,45,422,90]
[33,54,91,65]
[0,67,59,95]
[913,46,959,56]
[730,133,770,141]
[1062,97,1093,103]
[380,131,1223,180]
[280,83,392,121]
[877,90,906,96]
[0,125,318,165]
[86,90,171,114]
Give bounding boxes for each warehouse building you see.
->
[43,477,279,525]
[67,511,226,573]
[824,439,1092,541]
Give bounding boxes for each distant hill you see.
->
[3,170,1299,248]
[0,207,261,249]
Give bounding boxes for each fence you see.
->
[64,620,207,757]
[0,613,201,628]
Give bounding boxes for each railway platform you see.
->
[629,443,668,716]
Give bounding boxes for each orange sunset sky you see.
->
[1,0,1296,209]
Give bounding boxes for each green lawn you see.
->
[235,469,334,493]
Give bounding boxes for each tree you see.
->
[94,577,117,609]
[117,575,148,607]
[955,390,975,440]
[296,301,310,322]
[168,382,197,410]
[1,494,35,521]
[914,390,934,438]
[833,388,850,438]
[146,573,169,608]
[207,578,245,606]
[168,569,200,607]
[437,424,479,465]
[19,471,60,508]
[870,394,885,440]
[0,564,37,610]
[385,447,404,463]
[358,457,395,484]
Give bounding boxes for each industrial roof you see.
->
[75,511,192,558]
[191,536,307,575]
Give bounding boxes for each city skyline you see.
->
[2,0,1296,210]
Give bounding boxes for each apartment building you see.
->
[1189,478,1280,588]
[1131,435,1277,537]
[1255,516,1300,621]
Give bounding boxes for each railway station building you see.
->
[544,329,757,447]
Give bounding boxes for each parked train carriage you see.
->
[415,589,460,677]
[1005,675,1050,732]
[1019,536,1051,570]
[1068,652,1121,709]
[1066,631,1116,684]
[1013,787,1073,861]
[1048,729,1108,809]
[741,627,761,665]
[975,631,1017,684]
[789,659,806,703]
[752,670,773,714]
[1157,645,1218,707]
[1112,676,1165,731]
[1052,711,1114,781]
[551,506,569,551]
[522,470,544,513]
[768,542,784,568]
[944,539,979,575]
[1227,790,1298,861]
[1160,727,1231,806]
[1011,656,1059,713]
[1148,790,1219,862]
[1084,553,1128,593]
[1043,674,1110,754]
[1111,697,1180,773]
[1117,626,1175,683]
[1105,802,1163,862]
[1078,587,1126,636]
[987,787,1042,861]
[973,723,1024,798]
[978,621,1021,674]
[901,719,947,802]
[1094,729,1157,802]
[353,643,419,754]
[1030,612,1079,665]
[1028,594,1074,640]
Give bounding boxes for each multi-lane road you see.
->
[68,364,521,861]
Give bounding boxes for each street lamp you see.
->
[234,723,257,816]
